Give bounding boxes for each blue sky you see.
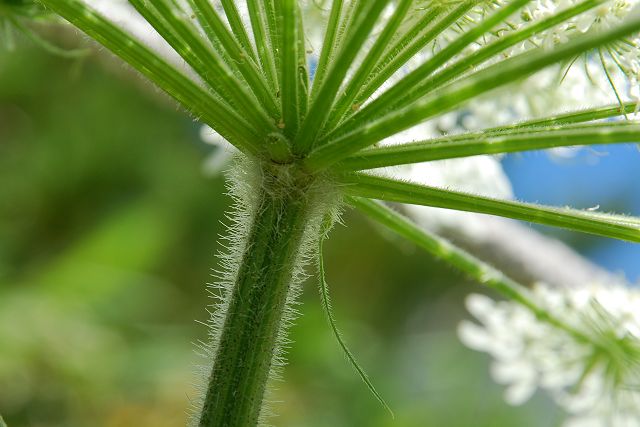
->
[502,144,640,283]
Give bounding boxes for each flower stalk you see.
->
[197,159,335,427]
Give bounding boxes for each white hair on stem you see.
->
[187,154,343,426]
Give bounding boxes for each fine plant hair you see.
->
[22,0,640,425]
[190,156,342,425]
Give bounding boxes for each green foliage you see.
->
[0,47,227,426]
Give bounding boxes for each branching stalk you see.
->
[247,0,279,92]
[219,0,258,62]
[281,0,303,136]
[339,0,533,132]
[335,1,467,125]
[295,0,389,152]
[32,1,640,425]
[310,0,344,100]
[187,0,280,118]
[323,0,413,131]
[389,0,611,114]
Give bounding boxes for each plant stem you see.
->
[342,173,640,242]
[348,197,593,344]
[198,162,322,427]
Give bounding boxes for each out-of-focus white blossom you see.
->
[398,155,514,239]
[77,0,195,74]
[459,283,640,426]
[200,125,237,176]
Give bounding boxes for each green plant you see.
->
[23,0,640,425]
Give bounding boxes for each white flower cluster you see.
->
[459,283,640,426]
[86,0,640,123]
[436,0,640,59]
[388,0,640,127]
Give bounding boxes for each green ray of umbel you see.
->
[339,123,640,170]
[342,173,640,243]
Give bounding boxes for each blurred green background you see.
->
[0,38,563,426]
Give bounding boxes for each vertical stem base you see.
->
[199,164,321,427]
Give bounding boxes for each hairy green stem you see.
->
[198,163,326,427]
